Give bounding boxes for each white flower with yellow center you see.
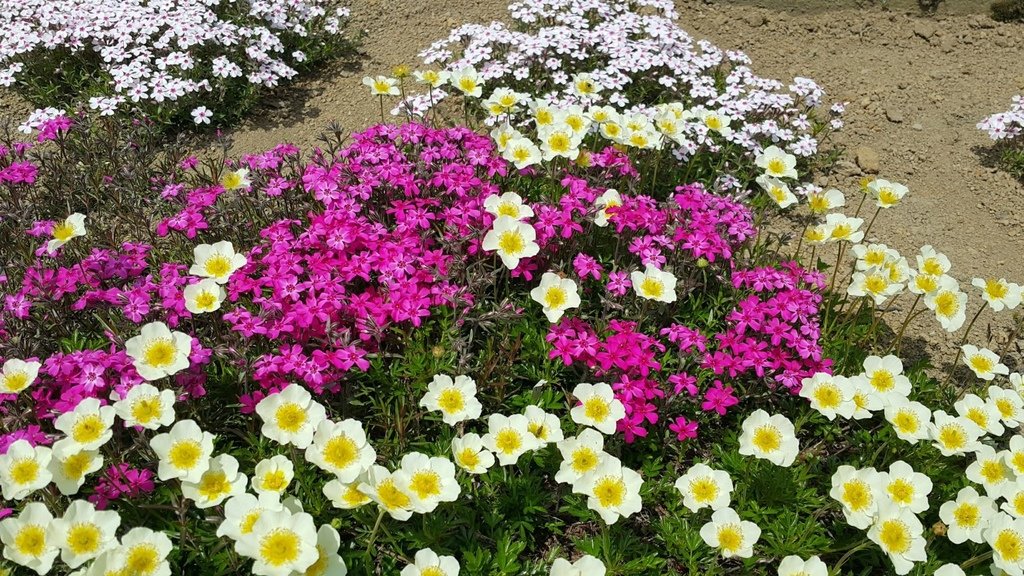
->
[824,213,865,243]
[489,123,523,153]
[323,475,372,510]
[112,383,176,430]
[450,66,482,98]
[523,405,564,445]
[587,105,619,124]
[755,145,797,179]
[966,445,1016,500]
[53,397,115,453]
[550,554,605,576]
[940,486,995,544]
[699,109,734,139]
[538,124,582,161]
[847,268,903,305]
[962,345,1010,382]
[149,419,215,482]
[414,69,449,88]
[569,383,626,435]
[989,386,1024,428]
[48,499,120,569]
[1003,486,1024,520]
[419,374,482,426]
[868,179,909,208]
[305,418,376,482]
[883,399,931,444]
[861,354,912,406]
[592,188,622,228]
[987,512,1024,575]
[907,269,941,295]
[255,383,327,449]
[0,440,52,501]
[124,321,192,381]
[216,492,285,544]
[361,75,399,96]
[358,465,415,521]
[0,358,40,394]
[738,410,799,467]
[973,277,1022,312]
[599,120,625,142]
[182,453,247,509]
[852,243,896,271]
[878,460,932,513]
[190,240,247,284]
[220,168,251,191]
[484,192,534,221]
[483,87,525,115]
[571,72,602,99]
[481,216,540,270]
[575,456,643,525]
[829,465,881,529]
[530,100,557,127]
[925,275,968,332]
[451,434,495,475]
[0,502,58,574]
[1007,436,1024,477]
[867,503,926,575]
[47,212,87,253]
[630,265,677,304]
[397,453,460,514]
[253,454,294,497]
[300,524,347,576]
[674,463,733,513]
[885,258,911,284]
[554,429,606,485]
[807,188,845,215]
[699,507,760,558]
[929,410,983,456]
[756,175,797,209]
[481,413,542,466]
[798,373,855,420]
[400,548,459,576]
[502,137,543,169]
[115,527,172,576]
[1013,372,1024,395]
[777,555,828,576]
[846,374,884,419]
[917,245,951,276]
[236,509,318,576]
[529,273,581,323]
[623,125,662,150]
[183,278,227,314]
[49,448,102,496]
[956,392,1004,436]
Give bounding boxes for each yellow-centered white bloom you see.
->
[47,212,87,253]
[502,137,543,169]
[0,440,52,501]
[124,321,192,381]
[862,354,912,405]
[852,243,897,271]
[550,554,605,576]
[925,275,968,332]
[777,555,828,576]
[400,548,460,576]
[0,358,41,394]
[236,508,319,576]
[917,245,951,276]
[450,66,483,98]
[847,268,903,304]
[630,264,677,303]
[253,454,294,497]
[530,273,581,323]
[571,72,602,98]
[966,445,1016,500]
[829,465,881,529]
[755,145,797,179]
[929,410,983,456]
[570,382,626,435]
[867,502,926,575]
[451,433,495,475]
[523,404,564,444]
[868,179,909,208]
[397,452,460,514]
[481,413,543,466]
[807,188,845,215]
[481,216,540,270]
[933,564,966,576]
[49,448,102,496]
[358,465,415,521]
[956,392,1005,436]
[181,453,247,509]
[483,87,526,115]
[962,345,1010,382]
[802,223,830,246]
[149,419,215,482]
[587,105,619,124]
[220,168,251,190]
[990,386,1024,428]
[112,383,176,430]
[699,507,761,559]
[183,278,226,314]
[190,240,247,284]
[323,475,372,510]
[298,524,347,576]
[1002,485,1024,520]
[575,456,643,524]
[419,374,483,426]
[255,383,327,449]
[52,397,115,455]
[824,213,865,243]
[48,499,120,569]
[907,269,941,295]
[940,486,995,544]
[878,460,932,513]
[489,123,523,153]
[846,374,884,419]
[738,410,799,467]
[0,501,58,574]
[674,463,733,512]
[538,124,582,161]
[699,109,735,139]
[305,418,376,482]
[592,188,622,228]
[1008,436,1024,476]
[884,399,932,444]
[554,428,606,485]
[973,277,1022,312]
[798,373,855,420]
[115,527,173,576]
[216,492,285,544]
[756,175,797,209]
[986,512,1024,575]
[361,75,399,96]
[413,69,449,88]
[483,192,534,221]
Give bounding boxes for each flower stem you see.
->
[365,508,386,556]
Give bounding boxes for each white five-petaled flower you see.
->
[990,386,1024,429]
[52,397,115,454]
[929,410,983,456]
[523,405,564,445]
[569,383,626,434]
[252,454,294,497]
[798,373,855,420]
[451,433,495,475]
[184,278,227,314]
[966,445,1016,500]
[868,179,909,208]
[124,321,192,381]
[575,455,643,525]
[939,485,995,544]
[878,460,932,513]
[925,275,967,332]
[956,392,1004,436]
[0,358,41,394]
[116,527,174,576]
[450,66,483,97]
[255,383,327,449]
[323,476,372,510]
[502,138,543,169]
[674,463,733,512]
[48,499,121,569]
[190,240,247,284]
[482,216,540,270]
[699,507,761,558]
[236,508,319,576]
[419,374,483,425]
[593,188,622,227]
[973,277,1022,311]
[483,192,534,221]
[756,174,797,209]
[530,273,581,322]
[554,429,606,485]
[414,69,450,88]
[738,410,799,467]
[362,75,399,96]
[220,168,251,191]
[755,145,798,179]
[49,448,102,496]
[777,555,828,576]
[358,464,414,521]
[0,502,59,574]
[550,554,606,576]
[401,548,460,576]
[397,452,461,514]
[630,264,677,303]
[47,213,87,253]
[862,354,912,405]
[961,344,1010,381]
[884,399,931,444]
[150,419,215,483]
[481,413,543,466]
[305,418,376,482]
[986,512,1024,576]
[0,439,52,501]
[570,72,602,98]
[112,383,176,430]
[829,465,880,529]
[181,453,247,509]
[867,502,926,575]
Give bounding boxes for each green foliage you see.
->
[991,0,1024,22]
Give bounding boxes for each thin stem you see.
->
[829,539,873,575]
[943,304,987,392]
[889,293,922,354]
[365,508,387,556]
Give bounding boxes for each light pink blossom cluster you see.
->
[979,95,1024,142]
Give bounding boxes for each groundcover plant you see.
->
[979,96,1024,178]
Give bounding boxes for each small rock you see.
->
[914,21,937,40]
[835,160,861,177]
[912,122,924,131]
[886,108,905,123]
[743,13,766,27]
[855,146,881,174]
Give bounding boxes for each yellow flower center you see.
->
[197,470,231,501]
[422,568,445,576]
[997,398,1016,419]
[527,421,550,440]
[887,479,914,505]
[436,389,464,414]
[593,476,626,508]
[496,202,519,218]
[804,227,826,243]
[770,186,788,204]
[221,172,244,190]
[853,392,868,411]
[981,460,1007,484]
[343,484,369,507]
[168,440,203,471]
[690,477,719,503]
[603,123,621,137]
[566,115,585,132]
[274,403,307,433]
[985,279,1009,300]
[1013,494,1024,517]
[893,411,919,434]
[72,414,106,444]
[864,274,888,295]
[494,429,523,455]
[373,80,391,93]
[639,277,664,299]
[628,132,650,148]
[571,447,599,474]
[808,195,829,213]
[842,480,872,512]
[409,470,441,500]
[124,543,160,575]
[306,546,330,576]
[1,371,29,393]
[14,525,46,557]
[969,356,995,375]
[544,286,568,309]
[259,529,301,567]
[63,452,94,480]
[877,188,900,206]
[996,529,1024,562]
[67,523,101,556]
[831,224,852,240]
[536,109,553,125]
[322,436,358,470]
[458,447,481,470]
[752,426,781,453]
[512,146,532,163]
[704,116,723,131]
[260,470,288,492]
[142,339,176,368]
[812,384,842,409]
[131,396,162,424]
[935,291,959,317]
[497,230,525,255]
[9,458,39,485]
[914,275,938,293]
[377,479,411,510]
[457,78,477,93]
[240,511,262,535]
[576,80,595,94]
[922,258,944,276]
[878,520,911,554]
[194,291,218,310]
[953,503,979,527]
[203,254,232,278]
[53,222,76,241]
[1012,452,1024,474]
[717,524,743,553]
[966,408,989,429]
[938,425,966,451]
[547,133,571,154]
[766,158,785,175]
[870,370,895,392]
[584,397,611,422]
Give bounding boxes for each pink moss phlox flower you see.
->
[701,380,739,415]
[90,463,156,509]
[669,416,699,442]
